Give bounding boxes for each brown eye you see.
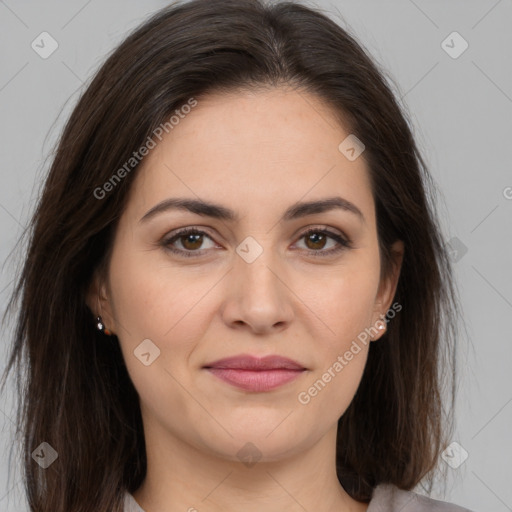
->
[163,228,217,257]
[294,228,352,257]
[180,232,204,251]
[304,232,328,251]
[162,226,352,259]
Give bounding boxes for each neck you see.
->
[132,422,368,512]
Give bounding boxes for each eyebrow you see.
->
[139,196,365,224]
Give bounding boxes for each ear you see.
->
[371,239,404,340]
[85,269,117,336]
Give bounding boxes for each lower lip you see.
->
[205,368,305,392]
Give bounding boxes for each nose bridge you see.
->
[223,233,293,331]
[235,233,283,297]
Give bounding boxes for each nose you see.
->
[220,246,294,335]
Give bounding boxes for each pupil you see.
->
[184,234,202,249]
[179,232,328,252]
[308,232,325,249]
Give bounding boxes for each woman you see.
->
[1,0,475,511]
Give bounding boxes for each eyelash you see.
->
[161,226,352,259]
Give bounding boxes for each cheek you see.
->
[295,256,379,405]
[300,345,368,414]
[330,276,377,339]
[107,249,209,420]
[295,271,376,421]
[301,261,380,346]
[108,242,211,338]
[108,244,222,390]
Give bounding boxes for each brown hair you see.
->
[1,0,462,510]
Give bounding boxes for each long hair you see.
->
[1,0,461,510]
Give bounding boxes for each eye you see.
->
[293,227,352,257]
[161,226,352,258]
[162,227,218,257]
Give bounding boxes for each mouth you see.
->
[203,354,307,392]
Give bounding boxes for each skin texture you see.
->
[87,87,404,512]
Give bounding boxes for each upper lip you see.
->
[203,354,306,370]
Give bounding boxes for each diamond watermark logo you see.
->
[236,236,263,264]
[447,237,468,263]
[441,31,468,59]
[32,442,58,469]
[441,441,469,469]
[134,338,161,366]
[236,442,262,468]
[338,134,365,161]
[31,32,59,59]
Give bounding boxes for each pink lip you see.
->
[203,354,307,392]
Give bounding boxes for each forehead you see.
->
[126,87,375,225]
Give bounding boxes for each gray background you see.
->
[0,1,511,510]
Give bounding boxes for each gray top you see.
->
[123,483,475,511]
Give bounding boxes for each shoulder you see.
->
[123,491,146,512]
[123,486,476,512]
[367,483,476,512]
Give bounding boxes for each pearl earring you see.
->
[96,315,112,336]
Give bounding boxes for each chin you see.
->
[194,421,314,465]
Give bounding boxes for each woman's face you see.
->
[90,87,403,462]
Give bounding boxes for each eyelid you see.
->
[161,226,220,255]
[292,227,352,257]
[161,225,352,258]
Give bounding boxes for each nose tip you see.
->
[221,253,294,334]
